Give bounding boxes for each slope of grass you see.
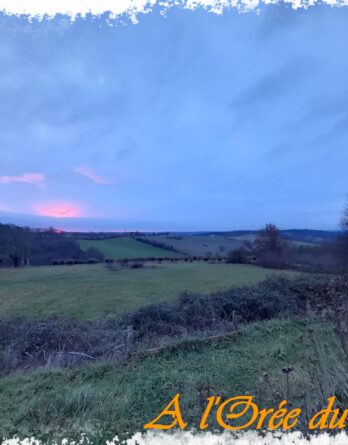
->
[80,237,182,259]
[146,234,320,257]
[144,235,246,257]
[0,318,331,442]
[0,263,297,319]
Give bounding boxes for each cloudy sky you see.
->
[0,5,348,231]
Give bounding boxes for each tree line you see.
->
[226,199,348,273]
[0,224,91,267]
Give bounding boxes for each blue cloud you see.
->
[0,6,348,231]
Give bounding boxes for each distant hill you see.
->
[137,229,340,257]
[279,229,340,243]
[197,229,340,244]
[72,229,340,259]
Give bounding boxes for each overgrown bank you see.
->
[1,273,348,442]
[0,274,342,374]
[0,318,342,443]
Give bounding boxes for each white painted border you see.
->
[0,0,347,22]
[1,0,347,443]
[3,431,348,444]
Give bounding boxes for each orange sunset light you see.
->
[34,202,84,218]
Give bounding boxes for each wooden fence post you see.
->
[125,325,134,356]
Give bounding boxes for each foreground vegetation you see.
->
[0,263,296,319]
[0,318,338,442]
[1,269,347,442]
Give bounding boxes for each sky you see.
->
[0,5,348,231]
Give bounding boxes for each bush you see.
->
[226,248,249,264]
[87,258,100,264]
[0,318,125,373]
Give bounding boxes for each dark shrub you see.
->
[0,318,127,373]
[226,248,249,264]
[87,258,100,264]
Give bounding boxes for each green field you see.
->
[79,237,182,259]
[144,235,247,257]
[0,318,332,441]
[0,263,296,319]
[144,233,321,257]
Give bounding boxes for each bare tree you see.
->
[254,223,287,268]
[3,225,25,267]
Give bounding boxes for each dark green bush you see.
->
[226,248,249,264]
[87,258,100,264]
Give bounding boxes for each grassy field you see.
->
[0,318,333,441]
[144,235,247,257]
[144,233,321,257]
[0,263,297,319]
[80,237,182,259]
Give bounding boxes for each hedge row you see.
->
[0,274,339,373]
[52,256,227,266]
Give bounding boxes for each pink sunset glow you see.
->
[0,172,45,188]
[34,202,84,218]
[74,167,113,184]
[0,203,10,212]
